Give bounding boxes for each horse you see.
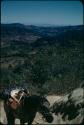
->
[0,90,53,125]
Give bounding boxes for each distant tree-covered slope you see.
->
[0,24,84,95]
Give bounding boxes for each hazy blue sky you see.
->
[1,1,83,25]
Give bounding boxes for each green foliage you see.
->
[1,25,84,94]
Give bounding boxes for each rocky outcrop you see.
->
[51,87,84,124]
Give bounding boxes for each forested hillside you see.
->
[1,24,84,95]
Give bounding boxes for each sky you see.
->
[1,1,83,26]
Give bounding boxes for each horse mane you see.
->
[23,95,42,105]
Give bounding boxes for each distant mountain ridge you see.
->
[1,23,83,46]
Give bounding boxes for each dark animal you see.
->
[0,91,53,125]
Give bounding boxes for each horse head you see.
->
[7,88,29,110]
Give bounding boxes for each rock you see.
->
[51,87,84,124]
